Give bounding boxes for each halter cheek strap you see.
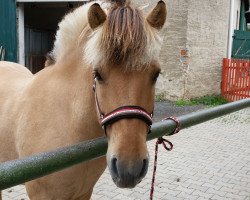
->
[93,81,153,131]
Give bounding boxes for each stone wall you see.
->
[184,0,230,99]
[141,0,230,100]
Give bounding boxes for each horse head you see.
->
[86,0,167,188]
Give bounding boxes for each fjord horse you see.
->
[0,0,167,199]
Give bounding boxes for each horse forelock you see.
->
[84,4,162,70]
[102,6,147,65]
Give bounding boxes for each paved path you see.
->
[2,108,250,200]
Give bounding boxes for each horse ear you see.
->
[146,1,167,30]
[88,3,107,29]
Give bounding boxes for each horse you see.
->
[0,0,167,199]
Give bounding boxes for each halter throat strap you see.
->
[93,81,153,129]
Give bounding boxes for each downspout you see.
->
[17,3,25,65]
[227,0,234,58]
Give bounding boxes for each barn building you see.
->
[0,0,249,100]
[0,0,84,73]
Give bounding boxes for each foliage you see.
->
[175,99,195,106]
[155,93,165,102]
[175,95,228,107]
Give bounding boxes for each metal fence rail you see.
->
[0,98,249,190]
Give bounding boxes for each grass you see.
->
[175,95,228,107]
[155,93,165,102]
[175,99,195,106]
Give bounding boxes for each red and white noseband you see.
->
[93,81,153,133]
[100,106,153,127]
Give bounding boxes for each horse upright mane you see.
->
[50,0,162,70]
[104,0,128,6]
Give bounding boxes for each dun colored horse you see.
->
[0,0,167,199]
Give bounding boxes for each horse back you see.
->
[0,61,32,93]
[0,61,33,162]
[0,61,32,77]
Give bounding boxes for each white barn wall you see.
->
[156,0,189,100]
[184,0,230,99]
[141,0,231,100]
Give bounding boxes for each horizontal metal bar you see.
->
[148,98,250,140]
[0,98,249,190]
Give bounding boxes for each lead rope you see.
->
[150,116,181,200]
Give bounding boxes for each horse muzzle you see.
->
[108,155,149,188]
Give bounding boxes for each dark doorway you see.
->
[24,2,83,73]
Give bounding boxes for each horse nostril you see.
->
[140,158,149,178]
[111,157,118,178]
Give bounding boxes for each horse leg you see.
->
[0,191,2,200]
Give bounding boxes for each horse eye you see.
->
[94,71,103,82]
[153,72,160,83]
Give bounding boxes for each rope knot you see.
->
[157,137,164,144]
[157,137,173,151]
